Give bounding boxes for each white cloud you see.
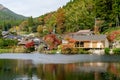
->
[0,0,70,17]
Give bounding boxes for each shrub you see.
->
[62,48,71,54]
[0,39,4,48]
[25,41,35,53]
[0,49,12,53]
[113,48,120,55]
[71,48,79,54]
[0,38,18,48]
[104,48,110,55]
[49,50,57,54]
[61,48,89,54]
[26,46,35,53]
[78,49,89,54]
[38,44,44,52]
[14,46,26,53]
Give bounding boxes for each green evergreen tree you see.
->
[28,16,34,32]
[28,16,34,27]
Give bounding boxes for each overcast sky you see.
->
[0,0,70,17]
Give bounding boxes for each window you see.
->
[75,41,79,47]
[80,42,84,47]
[75,41,84,47]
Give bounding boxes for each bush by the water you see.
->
[0,38,18,48]
[104,48,110,55]
[78,49,89,54]
[113,48,120,55]
[61,48,72,54]
[61,48,89,54]
[48,50,57,54]
[0,49,12,53]
[25,46,35,53]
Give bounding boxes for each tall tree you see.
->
[19,20,29,32]
[44,12,56,33]
[64,0,95,32]
[28,16,34,32]
[0,30,2,38]
[28,16,34,26]
[95,0,120,27]
[44,34,61,50]
[37,25,43,37]
[56,8,65,34]
[112,0,120,27]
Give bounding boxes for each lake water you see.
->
[0,54,120,80]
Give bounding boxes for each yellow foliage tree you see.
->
[37,25,43,33]
[37,25,43,37]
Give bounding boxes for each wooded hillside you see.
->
[36,0,120,34]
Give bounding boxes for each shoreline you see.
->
[0,53,120,64]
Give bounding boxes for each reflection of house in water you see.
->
[76,62,108,72]
[64,64,76,72]
[15,60,40,80]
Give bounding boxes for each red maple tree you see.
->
[25,40,35,52]
[25,41,34,48]
[44,34,62,50]
[107,31,120,42]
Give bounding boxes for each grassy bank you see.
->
[0,49,13,53]
[0,46,26,53]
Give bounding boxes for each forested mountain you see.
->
[0,4,26,20]
[0,4,26,30]
[34,0,120,34]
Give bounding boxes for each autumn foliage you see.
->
[65,37,76,43]
[44,34,62,50]
[56,8,65,34]
[25,41,34,48]
[61,37,76,50]
[107,31,120,42]
[25,41,35,52]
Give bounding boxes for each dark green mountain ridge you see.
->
[0,4,26,21]
[0,4,27,30]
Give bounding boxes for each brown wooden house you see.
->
[72,35,109,49]
[62,30,109,49]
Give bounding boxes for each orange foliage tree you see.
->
[43,34,62,50]
[56,8,65,34]
[65,37,76,43]
[62,37,76,50]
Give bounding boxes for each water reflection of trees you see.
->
[0,60,120,80]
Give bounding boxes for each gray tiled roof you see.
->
[72,35,107,41]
